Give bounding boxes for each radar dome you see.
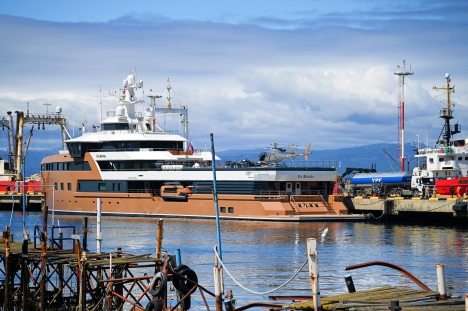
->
[56,106,62,113]
[445,73,450,79]
[145,107,154,117]
[116,106,125,116]
[127,74,135,86]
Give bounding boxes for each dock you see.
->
[347,196,468,221]
[0,192,43,211]
[284,286,465,310]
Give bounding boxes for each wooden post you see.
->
[21,237,29,310]
[156,219,163,259]
[307,238,322,311]
[40,204,48,311]
[3,226,10,311]
[80,260,87,311]
[214,247,224,311]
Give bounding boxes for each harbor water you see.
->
[2,210,467,308]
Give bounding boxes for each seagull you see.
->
[320,227,328,243]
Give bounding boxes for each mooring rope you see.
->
[214,246,308,295]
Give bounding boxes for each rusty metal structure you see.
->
[1,105,69,181]
[0,204,240,311]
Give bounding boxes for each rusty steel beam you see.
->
[345,260,431,292]
[232,302,284,311]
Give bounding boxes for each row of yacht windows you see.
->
[67,141,184,158]
[428,156,468,164]
[54,181,124,192]
[97,160,213,171]
[42,161,91,171]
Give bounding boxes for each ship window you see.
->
[459,157,463,161]
[55,183,58,190]
[439,158,444,162]
[228,207,234,213]
[220,207,226,213]
[68,183,72,191]
[429,158,434,164]
[465,157,468,161]
[99,183,106,191]
[61,183,64,190]
[112,183,116,191]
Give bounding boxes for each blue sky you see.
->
[0,0,468,158]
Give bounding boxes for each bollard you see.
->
[344,274,356,293]
[436,264,447,300]
[390,300,401,311]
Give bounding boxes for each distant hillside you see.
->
[1,143,416,178]
[216,142,417,174]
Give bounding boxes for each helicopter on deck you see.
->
[258,142,311,165]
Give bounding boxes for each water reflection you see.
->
[2,211,468,307]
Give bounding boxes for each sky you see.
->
[1,0,468,159]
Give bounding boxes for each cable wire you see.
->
[214,246,308,295]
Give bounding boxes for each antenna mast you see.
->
[433,73,459,146]
[394,60,413,172]
[94,84,107,122]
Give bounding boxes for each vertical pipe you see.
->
[175,249,182,266]
[465,293,468,311]
[22,156,26,231]
[210,133,222,259]
[307,238,322,311]
[436,264,447,300]
[58,230,63,304]
[6,111,15,173]
[175,248,183,309]
[82,217,88,252]
[96,198,102,254]
[15,111,24,180]
[3,226,10,311]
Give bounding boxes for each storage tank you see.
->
[351,172,412,185]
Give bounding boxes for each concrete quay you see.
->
[349,196,468,220]
[0,192,43,210]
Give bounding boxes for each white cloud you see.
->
[0,7,467,154]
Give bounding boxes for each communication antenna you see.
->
[43,103,51,118]
[394,60,414,172]
[94,84,107,122]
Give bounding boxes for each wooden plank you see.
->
[285,286,464,311]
